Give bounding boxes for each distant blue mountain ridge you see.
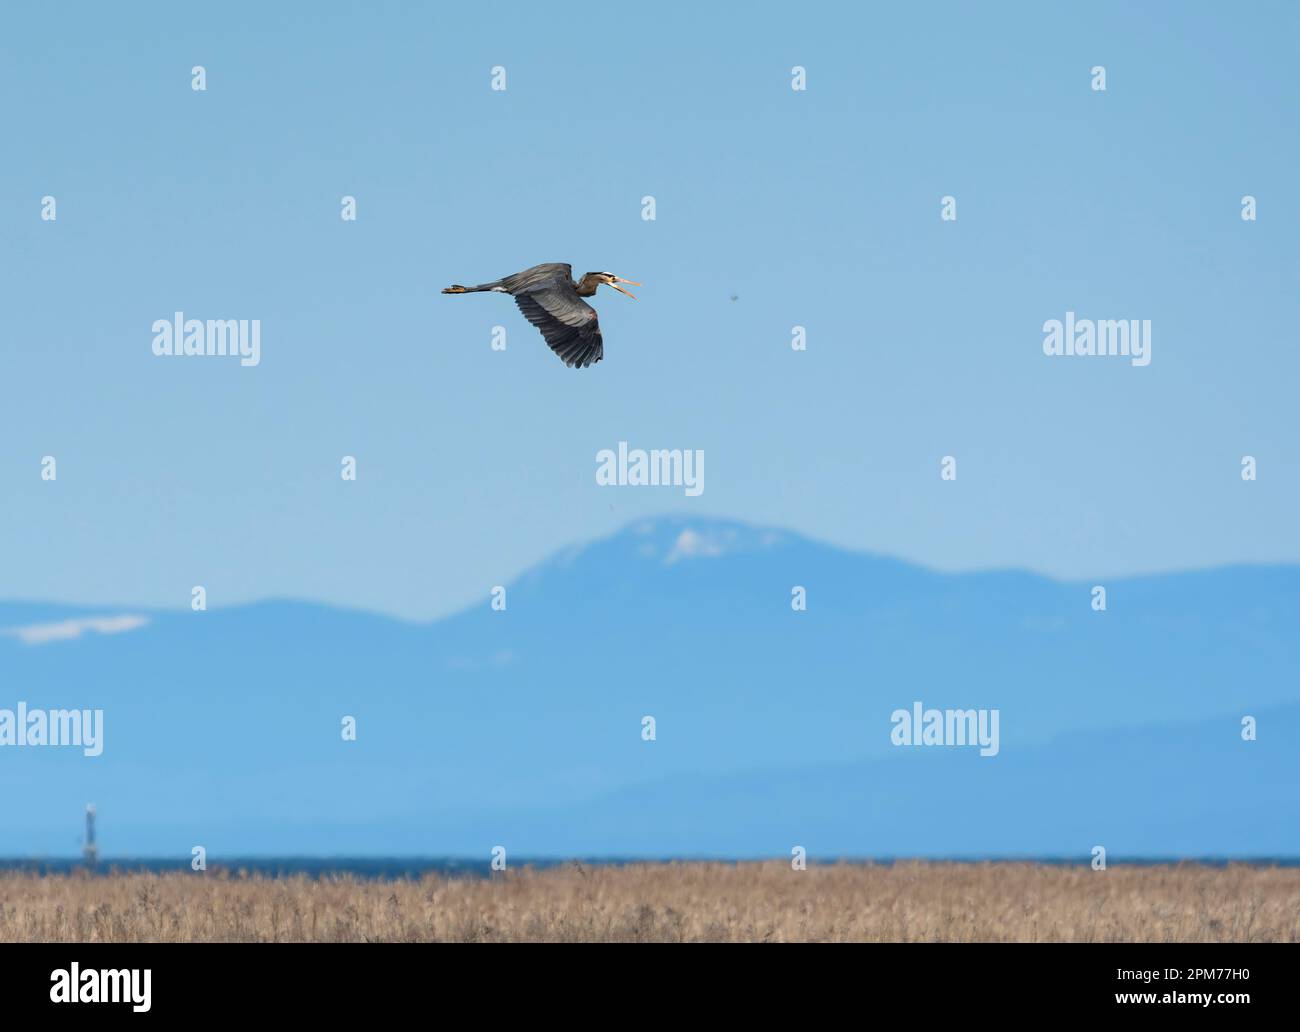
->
[1,516,1296,858]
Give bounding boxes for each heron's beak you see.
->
[607,276,641,300]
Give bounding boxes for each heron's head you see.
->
[583,272,640,299]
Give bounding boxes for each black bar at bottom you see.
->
[0,943,1286,1019]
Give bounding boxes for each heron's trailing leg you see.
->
[442,281,504,294]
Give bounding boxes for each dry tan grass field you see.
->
[2,861,1298,943]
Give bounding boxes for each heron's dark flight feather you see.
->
[514,291,603,368]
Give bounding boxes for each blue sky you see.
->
[1,1,1296,620]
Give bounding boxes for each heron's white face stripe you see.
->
[491,286,508,292]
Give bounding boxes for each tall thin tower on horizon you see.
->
[82,804,98,867]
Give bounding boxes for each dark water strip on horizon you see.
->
[2,857,1298,880]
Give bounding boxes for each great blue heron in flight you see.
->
[442,262,640,369]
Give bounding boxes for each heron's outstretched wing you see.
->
[501,263,573,293]
[514,288,604,368]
